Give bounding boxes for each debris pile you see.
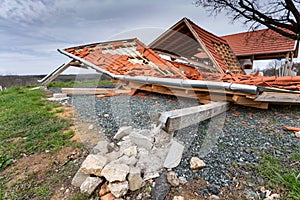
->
[202,72,300,91]
[71,125,209,198]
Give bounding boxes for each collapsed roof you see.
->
[150,17,244,74]
[39,17,300,93]
[62,38,186,79]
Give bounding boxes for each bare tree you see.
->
[195,0,300,40]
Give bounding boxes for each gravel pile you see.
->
[69,92,300,196]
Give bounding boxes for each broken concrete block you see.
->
[136,129,151,137]
[190,157,206,171]
[167,171,180,187]
[106,151,122,163]
[129,132,153,151]
[128,167,144,191]
[80,154,108,176]
[108,181,129,198]
[101,163,130,182]
[122,146,137,157]
[163,140,184,169]
[113,126,132,140]
[80,176,102,195]
[71,169,90,187]
[93,140,109,155]
[118,139,134,151]
[112,155,138,167]
[143,171,160,180]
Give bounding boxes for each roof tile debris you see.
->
[199,72,300,91]
[64,38,186,79]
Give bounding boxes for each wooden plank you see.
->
[61,88,131,95]
[232,95,269,109]
[159,102,229,132]
[254,92,300,103]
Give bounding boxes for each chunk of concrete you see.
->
[114,126,132,140]
[190,157,206,171]
[112,155,138,167]
[128,167,144,191]
[163,140,184,169]
[129,132,153,151]
[71,169,90,187]
[101,163,130,182]
[108,181,129,198]
[105,151,122,163]
[122,146,137,157]
[93,140,109,155]
[167,171,180,187]
[80,154,108,176]
[80,176,102,195]
[143,171,160,181]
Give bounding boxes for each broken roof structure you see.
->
[40,17,300,109]
[150,17,244,74]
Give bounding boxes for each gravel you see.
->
[68,92,300,196]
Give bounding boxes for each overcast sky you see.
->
[0,0,257,75]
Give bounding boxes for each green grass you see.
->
[0,86,82,199]
[47,79,113,88]
[257,154,300,199]
[0,87,73,170]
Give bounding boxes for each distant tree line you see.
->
[262,60,300,76]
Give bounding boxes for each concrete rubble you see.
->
[190,157,206,172]
[72,125,188,198]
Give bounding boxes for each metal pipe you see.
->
[119,76,259,94]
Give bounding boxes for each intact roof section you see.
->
[150,17,244,74]
[221,29,297,58]
[62,38,186,79]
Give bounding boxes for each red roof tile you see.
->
[63,38,187,79]
[150,18,244,74]
[221,29,297,57]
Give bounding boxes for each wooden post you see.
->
[158,102,228,132]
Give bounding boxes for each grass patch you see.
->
[0,86,82,199]
[0,87,73,166]
[47,79,113,88]
[257,153,300,199]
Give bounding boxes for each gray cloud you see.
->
[0,0,248,75]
